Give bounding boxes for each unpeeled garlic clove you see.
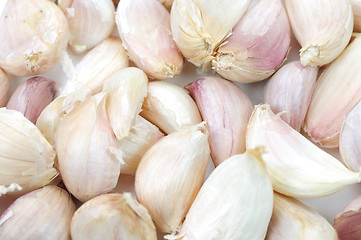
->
[304,36,361,148]
[0,68,9,107]
[170,0,252,71]
[116,0,183,80]
[212,0,291,83]
[285,0,353,67]
[70,193,157,240]
[6,76,56,124]
[185,76,252,166]
[141,81,201,134]
[246,104,361,198]
[135,122,210,233]
[351,0,361,32]
[0,0,69,76]
[58,0,115,54]
[0,186,76,240]
[263,61,318,132]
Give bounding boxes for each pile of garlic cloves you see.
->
[2,0,361,239]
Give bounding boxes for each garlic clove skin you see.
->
[174,149,273,240]
[70,193,157,240]
[170,0,252,71]
[263,61,318,132]
[0,0,69,76]
[185,76,252,166]
[351,0,361,32]
[116,0,183,80]
[212,0,291,83]
[304,36,361,148]
[6,76,56,124]
[246,104,361,198]
[0,186,76,240]
[58,0,115,54]
[266,192,337,240]
[285,0,353,67]
[135,122,210,233]
[0,68,9,107]
[141,81,201,134]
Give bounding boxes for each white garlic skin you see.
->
[0,68,9,107]
[0,0,69,76]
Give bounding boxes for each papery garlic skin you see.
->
[266,192,337,240]
[0,186,76,240]
[116,0,183,79]
[212,0,291,83]
[135,122,210,233]
[141,81,201,134]
[71,193,157,240]
[351,0,361,32]
[0,0,69,76]
[175,150,273,240]
[0,68,9,107]
[246,104,361,198]
[186,76,252,166]
[170,0,252,70]
[263,61,318,132]
[58,0,115,54]
[285,0,353,67]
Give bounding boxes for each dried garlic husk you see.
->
[141,81,201,134]
[0,186,75,240]
[56,93,121,202]
[7,76,56,124]
[246,104,361,198]
[285,0,353,67]
[304,36,361,148]
[263,61,318,132]
[186,76,252,166]
[116,0,183,79]
[0,0,69,76]
[170,0,252,70]
[158,0,173,10]
[212,0,291,83]
[173,150,273,240]
[0,68,9,107]
[266,192,337,240]
[58,0,115,54]
[351,0,361,32]
[0,108,57,195]
[71,193,157,240]
[135,122,210,233]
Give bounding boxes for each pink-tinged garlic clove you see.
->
[0,68,9,107]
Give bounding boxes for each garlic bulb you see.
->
[0,186,76,240]
[263,61,318,132]
[70,193,157,240]
[186,76,252,166]
[135,122,210,233]
[116,0,183,80]
[351,0,361,32]
[246,104,361,198]
[0,68,9,107]
[212,0,291,83]
[174,150,273,240]
[58,0,115,54]
[285,0,353,67]
[170,0,252,70]
[141,81,201,134]
[0,0,69,76]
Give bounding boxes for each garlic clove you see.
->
[170,0,252,71]
[185,76,252,166]
[0,0,69,76]
[173,149,273,240]
[141,81,201,134]
[263,61,318,132]
[304,36,361,148]
[351,0,361,32]
[246,104,361,198]
[0,68,9,107]
[119,116,164,175]
[212,0,291,83]
[6,76,56,124]
[0,186,76,240]
[70,193,157,240]
[158,0,173,10]
[58,0,115,54]
[116,0,183,80]
[135,122,210,233]
[285,0,353,67]
[102,67,148,140]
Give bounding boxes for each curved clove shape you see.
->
[0,68,9,107]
